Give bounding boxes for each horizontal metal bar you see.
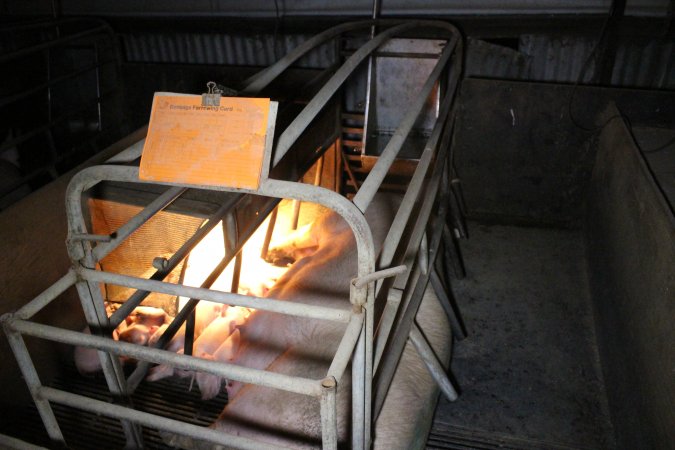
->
[327,313,364,382]
[0,59,116,108]
[15,269,77,320]
[8,318,323,397]
[351,265,406,289]
[38,386,293,450]
[0,24,111,63]
[81,268,351,323]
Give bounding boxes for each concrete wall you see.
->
[0,129,147,409]
[586,105,675,449]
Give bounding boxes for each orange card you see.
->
[139,93,271,189]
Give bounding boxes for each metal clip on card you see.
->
[202,81,222,107]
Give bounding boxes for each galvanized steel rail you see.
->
[2,19,463,450]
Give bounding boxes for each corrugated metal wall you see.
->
[121,32,675,90]
[52,0,672,18]
[464,35,675,89]
[123,33,336,69]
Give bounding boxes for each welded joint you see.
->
[0,312,16,332]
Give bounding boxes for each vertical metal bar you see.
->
[419,232,429,275]
[351,326,366,450]
[231,250,243,294]
[184,308,195,356]
[373,288,400,370]
[364,286,374,449]
[260,206,278,260]
[409,323,458,401]
[291,200,301,230]
[94,41,103,132]
[313,155,325,187]
[74,278,144,447]
[320,377,338,450]
[2,317,65,444]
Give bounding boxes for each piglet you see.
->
[195,329,241,400]
[147,313,235,388]
[118,323,159,346]
[125,306,168,328]
[74,326,127,375]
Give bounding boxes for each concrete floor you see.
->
[428,222,615,449]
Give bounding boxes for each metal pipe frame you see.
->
[4,19,463,450]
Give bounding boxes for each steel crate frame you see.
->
[1,20,463,450]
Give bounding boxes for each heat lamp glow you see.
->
[177,212,290,313]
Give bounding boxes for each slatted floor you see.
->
[0,363,228,449]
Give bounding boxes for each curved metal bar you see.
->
[271,20,462,168]
[242,19,461,96]
[272,22,416,166]
[239,20,376,94]
[64,165,375,304]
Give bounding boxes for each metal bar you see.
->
[351,327,366,450]
[1,318,64,444]
[73,277,144,447]
[15,269,77,320]
[240,20,376,94]
[92,186,186,262]
[82,268,351,323]
[409,323,458,401]
[352,37,458,213]
[183,308,196,357]
[260,206,278,260]
[320,377,338,450]
[0,433,48,450]
[273,22,420,166]
[0,24,110,63]
[39,387,293,450]
[352,265,407,289]
[327,313,364,381]
[291,199,301,230]
[105,138,146,164]
[0,58,115,108]
[0,90,114,154]
[7,318,323,396]
[376,69,458,270]
[107,196,239,328]
[373,164,450,419]
[419,232,429,275]
[373,288,403,370]
[128,242,237,391]
[430,269,467,340]
[230,250,243,293]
